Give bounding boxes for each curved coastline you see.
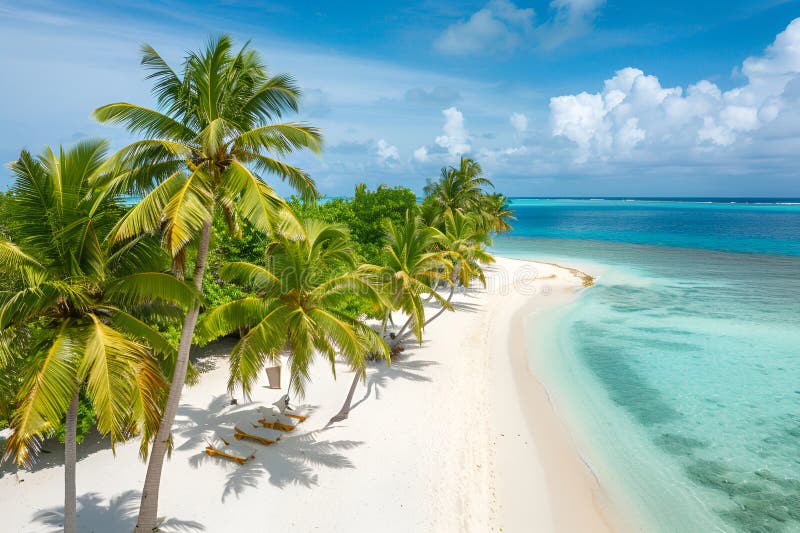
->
[487,256,619,532]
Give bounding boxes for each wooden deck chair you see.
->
[205,433,256,465]
[273,395,310,422]
[256,405,299,432]
[233,421,283,446]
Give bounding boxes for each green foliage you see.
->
[96,34,323,268]
[196,219,389,399]
[349,184,417,262]
[0,140,191,467]
[53,390,96,445]
[421,156,514,242]
[290,184,417,264]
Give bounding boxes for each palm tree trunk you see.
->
[328,368,364,424]
[134,220,213,533]
[393,283,456,348]
[393,315,414,342]
[64,389,79,533]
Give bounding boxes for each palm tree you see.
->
[329,211,451,423]
[476,192,515,236]
[0,141,196,533]
[423,156,492,215]
[390,210,494,349]
[93,36,322,531]
[196,219,388,400]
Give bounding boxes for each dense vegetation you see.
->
[0,36,512,533]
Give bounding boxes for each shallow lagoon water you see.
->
[492,199,800,532]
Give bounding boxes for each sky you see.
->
[1,0,799,197]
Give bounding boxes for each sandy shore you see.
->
[0,256,612,532]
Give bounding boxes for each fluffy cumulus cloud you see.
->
[550,17,800,163]
[376,139,399,164]
[434,0,534,55]
[435,107,471,159]
[510,112,528,132]
[413,146,429,162]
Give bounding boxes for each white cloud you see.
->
[435,0,606,55]
[550,17,800,162]
[434,0,534,55]
[510,112,528,133]
[435,107,471,159]
[376,139,399,164]
[539,0,606,49]
[413,146,429,162]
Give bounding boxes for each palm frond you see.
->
[77,314,147,443]
[0,241,45,273]
[218,262,279,292]
[223,160,289,234]
[3,322,79,467]
[226,303,287,399]
[93,103,195,141]
[108,170,187,243]
[195,297,271,344]
[161,168,214,256]
[105,272,200,309]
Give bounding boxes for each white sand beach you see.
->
[0,257,612,532]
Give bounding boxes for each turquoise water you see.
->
[491,199,800,532]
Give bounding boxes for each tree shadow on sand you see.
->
[174,394,360,501]
[30,490,204,532]
[189,429,363,502]
[349,355,439,413]
[0,429,113,480]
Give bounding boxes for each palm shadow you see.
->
[0,429,114,479]
[175,394,357,501]
[188,428,362,502]
[350,354,439,413]
[30,489,204,532]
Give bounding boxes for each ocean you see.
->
[491,199,800,532]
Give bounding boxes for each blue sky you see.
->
[1,0,799,197]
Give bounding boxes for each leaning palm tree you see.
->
[329,211,451,423]
[390,210,494,349]
[94,36,322,531]
[196,219,388,401]
[0,141,196,533]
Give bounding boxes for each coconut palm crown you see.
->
[423,156,492,216]
[196,219,389,399]
[94,34,323,266]
[0,140,197,533]
[0,140,196,465]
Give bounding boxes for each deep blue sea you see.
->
[491,199,800,532]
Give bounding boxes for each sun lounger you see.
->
[205,433,256,465]
[281,406,310,423]
[256,405,300,431]
[233,422,283,446]
[273,395,310,422]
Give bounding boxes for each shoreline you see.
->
[487,256,615,532]
[0,256,619,532]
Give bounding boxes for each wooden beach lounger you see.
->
[205,433,256,465]
[272,395,310,422]
[256,405,302,431]
[233,421,283,446]
[282,406,309,423]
